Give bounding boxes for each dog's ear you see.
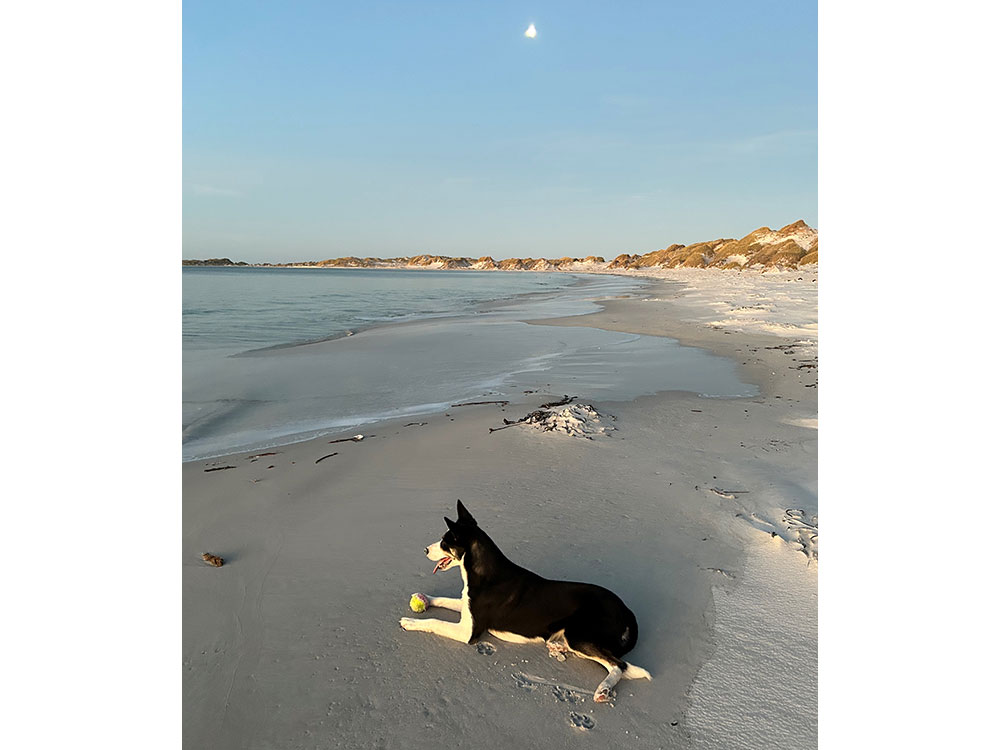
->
[444,516,458,533]
[456,500,477,527]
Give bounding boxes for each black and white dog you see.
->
[400,500,651,702]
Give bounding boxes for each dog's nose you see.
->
[424,547,429,555]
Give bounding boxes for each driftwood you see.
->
[248,452,279,462]
[489,409,549,433]
[315,452,339,464]
[328,434,365,444]
[705,487,749,500]
[204,465,236,472]
[450,400,509,407]
[539,395,576,409]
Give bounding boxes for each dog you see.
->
[399,500,651,702]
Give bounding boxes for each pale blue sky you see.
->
[184,1,816,262]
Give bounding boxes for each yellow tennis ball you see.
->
[409,593,428,613]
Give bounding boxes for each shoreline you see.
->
[183,272,664,463]
[227,271,641,358]
[183,269,817,748]
[184,265,814,463]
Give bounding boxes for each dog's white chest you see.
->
[457,561,473,639]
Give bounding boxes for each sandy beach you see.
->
[183,269,817,749]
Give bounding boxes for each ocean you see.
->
[183,267,754,460]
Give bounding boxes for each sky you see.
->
[183,1,817,262]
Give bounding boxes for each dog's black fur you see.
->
[439,500,640,671]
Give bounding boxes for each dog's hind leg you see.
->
[594,665,624,702]
[564,638,627,703]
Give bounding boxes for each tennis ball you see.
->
[409,593,428,613]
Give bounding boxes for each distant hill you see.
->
[182,258,248,266]
[608,220,818,270]
[182,221,817,271]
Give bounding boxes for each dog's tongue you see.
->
[432,557,450,574]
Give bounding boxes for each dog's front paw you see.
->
[399,617,420,631]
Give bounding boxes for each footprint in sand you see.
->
[783,508,819,560]
[513,672,538,692]
[476,642,496,656]
[567,712,595,730]
[514,672,592,704]
[552,685,584,704]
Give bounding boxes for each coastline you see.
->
[183,269,817,748]
[183,270,752,463]
[182,219,819,274]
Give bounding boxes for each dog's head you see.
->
[424,500,479,574]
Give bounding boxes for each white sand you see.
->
[183,269,817,748]
[687,536,817,749]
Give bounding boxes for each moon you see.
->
[524,23,537,39]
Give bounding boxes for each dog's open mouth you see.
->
[432,555,455,574]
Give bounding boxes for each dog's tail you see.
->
[622,662,652,680]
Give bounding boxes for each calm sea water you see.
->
[183,267,582,356]
[183,267,754,460]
